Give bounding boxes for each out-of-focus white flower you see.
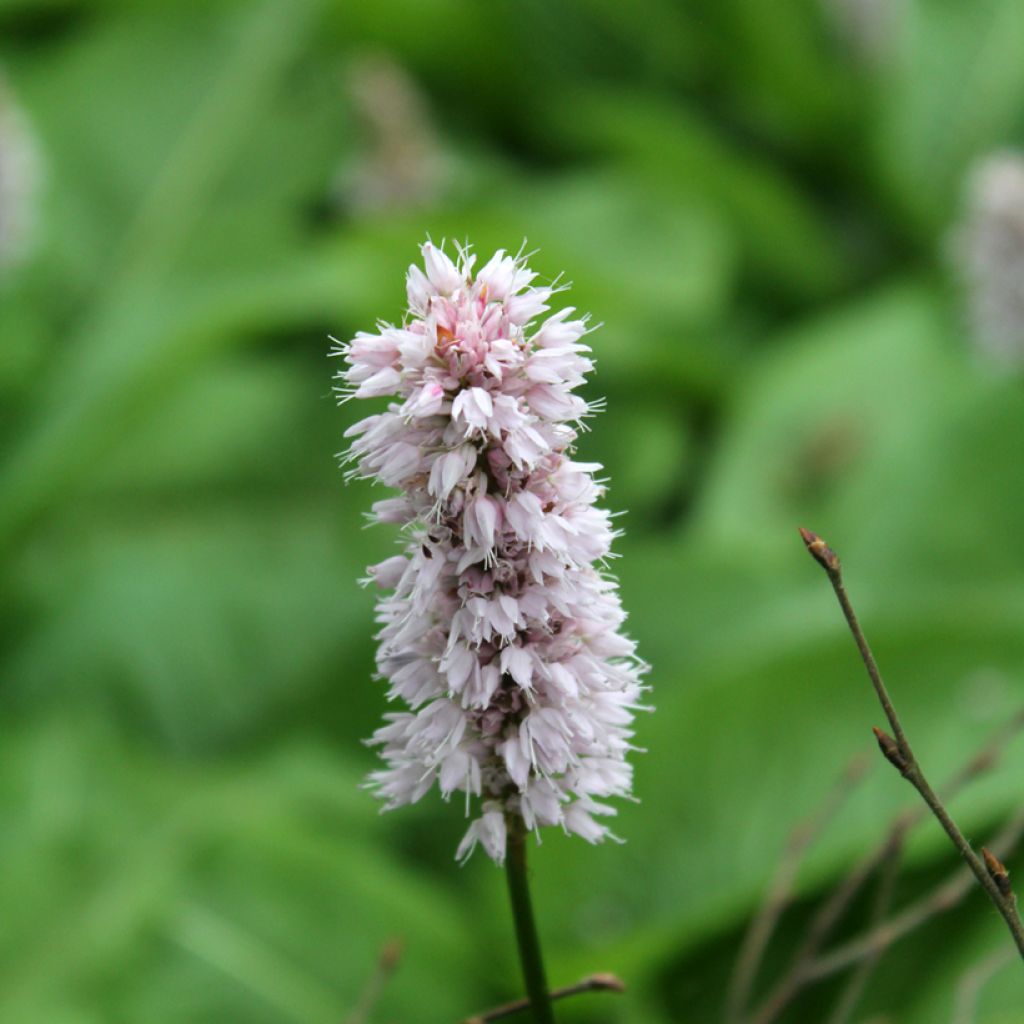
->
[954,152,1024,368]
[337,242,649,863]
[0,70,41,274]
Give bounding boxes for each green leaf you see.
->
[0,717,490,1022]
[872,0,1024,236]
[533,88,852,300]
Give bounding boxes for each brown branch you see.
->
[799,528,1024,960]
[951,946,1015,1024]
[747,824,910,1024]
[746,684,1024,1023]
[726,754,869,1024]
[748,807,1024,1024]
[461,973,625,1024]
[825,830,903,1024]
[345,938,404,1024]
[810,704,1024,965]
[796,815,912,966]
[805,805,1024,984]
[746,709,1023,1024]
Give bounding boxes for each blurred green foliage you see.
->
[2,1,1024,1021]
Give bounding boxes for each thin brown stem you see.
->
[462,974,625,1024]
[825,832,903,1024]
[799,528,1024,960]
[810,706,1024,956]
[747,826,909,1024]
[750,808,1024,1024]
[345,938,404,1024]
[805,806,1024,984]
[951,946,1015,1024]
[802,817,911,959]
[726,755,868,1024]
[749,710,1024,1024]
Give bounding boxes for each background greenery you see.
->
[2,1,1024,1021]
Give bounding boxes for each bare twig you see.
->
[748,808,1024,1024]
[345,938,404,1024]
[805,705,1024,966]
[805,806,1024,984]
[746,689,1024,1020]
[747,822,910,1024]
[799,528,1024,960]
[745,709,1024,1024]
[462,973,625,1024]
[726,754,869,1024]
[951,946,1015,1024]
[825,830,903,1024]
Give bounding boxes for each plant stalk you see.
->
[799,527,1024,962]
[505,819,556,1024]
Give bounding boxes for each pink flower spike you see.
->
[337,240,649,862]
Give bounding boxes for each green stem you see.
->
[505,819,556,1024]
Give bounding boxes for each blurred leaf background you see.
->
[2,1,1024,1021]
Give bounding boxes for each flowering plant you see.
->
[338,241,648,866]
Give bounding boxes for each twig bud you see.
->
[798,527,841,574]
[587,973,627,994]
[983,847,1015,900]
[379,937,404,972]
[461,972,626,1023]
[871,726,910,776]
